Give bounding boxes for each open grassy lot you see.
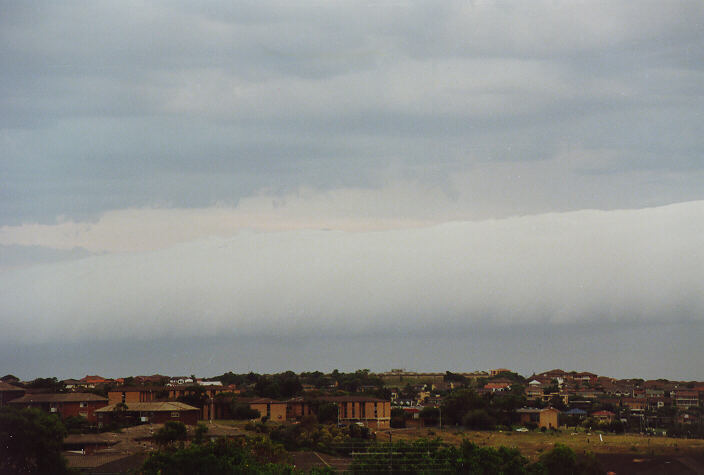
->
[381,427,704,461]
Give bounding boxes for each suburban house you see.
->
[8,393,108,423]
[0,381,25,407]
[573,372,598,385]
[591,410,616,422]
[79,375,110,388]
[622,398,647,413]
[484,380,512,392]
[168,376,194,386]
[673,389,699,409]
[525,380,544,400]
[516,407,560,429]
[95,401,200,426]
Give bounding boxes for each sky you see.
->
[1,1,703,381]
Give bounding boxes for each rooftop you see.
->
[95,401,199,413]
[9,393,107,403]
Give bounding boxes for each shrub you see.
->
[462,409,496,430]
[153,421,188,446]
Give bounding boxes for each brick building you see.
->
[516,407,559,429]
[95,401,200,426]
[9,393,107,423]
[0,381,25,407]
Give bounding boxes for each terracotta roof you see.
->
[9,392,107,403]
[109,386,164,392]
[318,395,387,402]
[95,401,199,413]
[0,382,25,392]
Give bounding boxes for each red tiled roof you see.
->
[9,393,107,403]
[0,382,25,392]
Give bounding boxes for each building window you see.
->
[171,412,180,418]
[80,402,86,407]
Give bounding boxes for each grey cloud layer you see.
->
[2,1,704,224]
[1,202,701,345]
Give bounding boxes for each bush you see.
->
[64,415,90,433]
[231,402,261,420]
[462,409,496,430]
[193,423,208,444]
[153,421,188,446]
[142,437,294,474]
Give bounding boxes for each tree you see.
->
[142,438,294,475]
[535,444,602,475]
[153,421,188,446]
[316,402,339,424]
[26,377,65,392]
[193,423,209,444]
[0,407,70,474]
[462,409,496,430]
[231,402,261,420]
[419,407,440,426]
[1,374,20,383]
[176,385,208,409]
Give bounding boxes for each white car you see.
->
[515,427,529,432]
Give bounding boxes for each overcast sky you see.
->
[1,1,703,380]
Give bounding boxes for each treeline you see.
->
[391,387,529,430]
[350,439,602,475]
[213,369,388,400]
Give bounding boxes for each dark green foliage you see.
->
[537,443,575,475]
[254,371,303,399]
[607,419,625,434]
[0,374,20,383]
[441,389,488,426]
[316,402,339,424]
[26,377,65,392]
[231,402,261,420]
[176,385,208,409]
[193,423,209,444]
[350,439,601,475]
[299,371,334,389]
[444,371,469,384]
[419,407,440,426]
[532,443,602,475]
[64,415,90,433]
[0,407,70,474]
[462,409,496,430]
[330,369,385,394]
[390,408,406,428]
[141,437,296,475]
[269,422,370,455]
[153,421,188,446]
[350,438,530,474]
